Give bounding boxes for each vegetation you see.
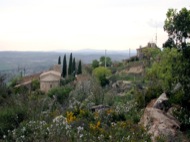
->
[92,59,99,69]
[72,58,76,75]
[1,6,190,142]
[77,60,82,75]
[164,8,190,49]
[99,56,112,67]
[61,54,67,78]
[58,56,61,65]
[92,67,111,87]
[68,53,73,75]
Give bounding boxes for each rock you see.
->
[111,80,131,93]
[140,93,181,142]
[153,93,170,111]
[91,105,110,112]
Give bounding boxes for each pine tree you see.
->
[58,56,61,64]
[72,58,76,75]
[61,54,67,77]
[68,53,73,75]
[77,60,82,74]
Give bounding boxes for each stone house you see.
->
[137,42,158,59]
[40,70,61,93]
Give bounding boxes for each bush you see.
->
[48,87,72,104]
[0,106,27,138]
[60,76,75,86]
[135,84,163,108]
[92,67,111,87]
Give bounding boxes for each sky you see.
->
[0,0,189,51]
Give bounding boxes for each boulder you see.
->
[140,93,181,142]
[153,93,170,111]
[111,80,131,93]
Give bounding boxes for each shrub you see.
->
[0,106,27,138]
[135,84,163,108]
[48,87,72,104]
[92,67,111,87]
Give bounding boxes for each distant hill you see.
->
[0,50,136,76]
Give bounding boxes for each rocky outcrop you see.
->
[111,80,131,94]
[140,93,181,142]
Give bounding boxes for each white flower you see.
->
[22,127,26,132]
[80,134,84,138]
[127,135,130,140]
[3,135,6,139]
[77,126,84,134]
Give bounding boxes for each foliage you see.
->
[147,48,181,91]
[147,47,190,108]
[48,87,72,104]
[77,60,82,75]
[164,8,190,49]
[128,56,139,62]
[135,84,163,108]
[0,74,9,104]
[58,56,61,65]
[92,59,99,69]
[0,106,27,138]
[68,53,73,75]
[92,67,111,87]
[140,46,161,61]
[163,37,175,48]
[173,107,190,131]
[72,58,76,75]
[31,79,40,91]
[99,56,112,67]
[61,54,67,78]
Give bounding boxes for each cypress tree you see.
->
[68,53,73,75]
[58,56,61,64]
[72,58,76,75]
[77,60,82,74]
[61,54,67,77]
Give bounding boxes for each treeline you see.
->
[58,53,82,78]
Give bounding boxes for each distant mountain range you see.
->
[0,50,137,79]
[55,48,137,55]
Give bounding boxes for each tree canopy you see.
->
[92,67,111,87]
[61,54,67,78]
[92,59,99,69]
[58,56,61,65]
[164,8,190,49]
[68,53,73,75]
[99,56,112,67]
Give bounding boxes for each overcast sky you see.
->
[0,0,189,51]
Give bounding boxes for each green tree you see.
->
[147,48,181,91]
[99,56,112,67]
[92,67,111,87]
[77,60,82,74]
[58,56,61,65]
[68,53,73,75]
[164,8,190,49]
[92,59,99,69]
[163,7,190,109]
[31,79,40,91]
[61,54,67,78]
[163,37,175,48]
[72,58,76,75]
